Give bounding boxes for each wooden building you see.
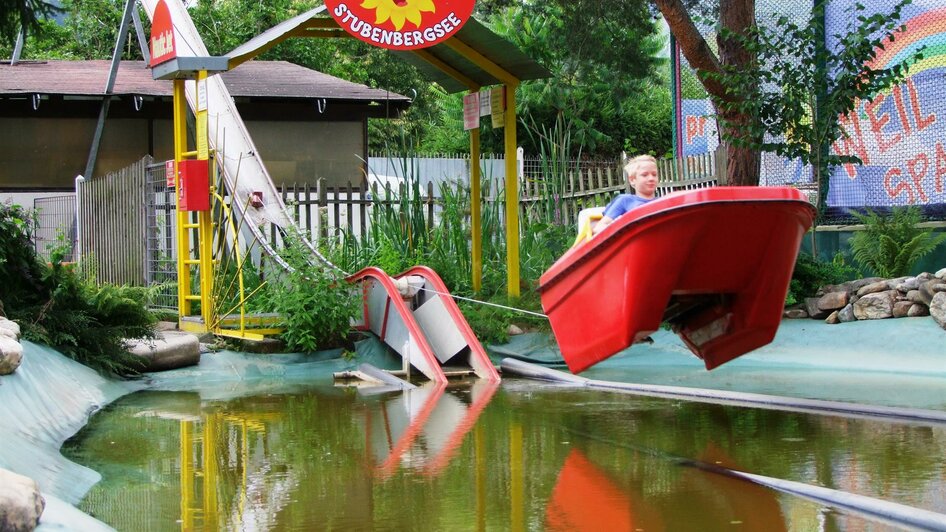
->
[0,59,410,190]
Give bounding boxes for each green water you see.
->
[63,379,946,531]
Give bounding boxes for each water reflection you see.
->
[63,383,946,531]
[366,379,499,478]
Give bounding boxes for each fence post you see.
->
[427,181,435,229]
[317,178,326,242]
[715,145,728,185]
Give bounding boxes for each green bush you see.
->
[268,236,359,353]
[786,252,859,305]
[0,203,156,376]
[849,207,946,278]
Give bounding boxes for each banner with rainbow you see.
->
[678,0,946,216]
[827,0,946,216]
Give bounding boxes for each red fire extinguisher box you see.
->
[178,159,210,211]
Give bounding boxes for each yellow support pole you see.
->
[173,79,192,318]
[196,71,214,328]
[470,119,482,292]
[179,420,193,532]
[504,83,520,298]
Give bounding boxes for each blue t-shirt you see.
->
[602,194,654,221]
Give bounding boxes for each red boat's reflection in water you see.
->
[546,449,664,531]
[363,379,499,478]
[546,445,787,531]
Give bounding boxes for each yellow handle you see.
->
[572,213,603,248]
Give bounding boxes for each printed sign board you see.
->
[149,0,176,67]
[463,92,479,130]
[324,0,475,50]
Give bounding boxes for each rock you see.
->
[838,304,857,323]
[917,272,934,282]
[896,277,920,292]
[856,281,890,297]
[805,298,830,320]
[783,308,808,319]
[906,289,923,304]
[0,318,20,339]
[126,331,200,372]
[935,267,946,280]
[853,291,895,320]
[155,321,178,332]
[817,291,849,311]
[0,468,45,532]
[918,279,946,306]
[825,311,840,324]
[0,327,16,340]
[849,277,885,292]
[0,337,23,375]
[892,300,913,318]
[932,292,946,329]
[507,324,524,336]
[908,304,930,317]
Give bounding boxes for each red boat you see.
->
[539,187,816,374]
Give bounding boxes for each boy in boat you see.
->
[593,154,659,234]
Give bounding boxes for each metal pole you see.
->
[84,0,137,179]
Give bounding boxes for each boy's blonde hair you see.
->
[623,154,657,180]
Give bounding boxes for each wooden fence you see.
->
[75,150,726,286]
[273,147,726,243]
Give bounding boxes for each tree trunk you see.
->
[654,0,761,185]
[718,0,761,185]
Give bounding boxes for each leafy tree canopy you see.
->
[0,0,58,42]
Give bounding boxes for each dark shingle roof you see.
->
[0,59,409,103]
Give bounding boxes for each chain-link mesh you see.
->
[675,0,946,221]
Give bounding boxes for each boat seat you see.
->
[573,207,606,247]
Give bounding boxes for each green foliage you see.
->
[0,0,58,42]
[786,251,859,305]
[0,203,155,376]
[486,2,671,157]
[0,203,47,308]
[268,234,358,353]
[706,0,918,213]
[848,207,946,278]
[458,291,546,346]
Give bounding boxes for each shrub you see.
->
[268,235,359,353]
[0,203,155,376]
[849,207,946,278]
[786,252,859,305]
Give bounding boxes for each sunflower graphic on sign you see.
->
[325,0,475,50]
[362,0,435,31]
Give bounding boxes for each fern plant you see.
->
[849,207,946,278]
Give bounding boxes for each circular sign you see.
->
[324,0,475,51]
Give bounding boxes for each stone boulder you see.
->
[805,298,830,320]
[0,469,44,532]
[936,267,946,280]
[853,290,896,320]
[931,292,946,330]
[0,336,23,375]
[0,318,20,339]
[908,303,930,317]
[837,304,857,323]
[783,308,808,319]
[918,279,946,306]
[126,331,200,372]
[892,300,913,318]
[817,291,849,312]
[856,281,890,297]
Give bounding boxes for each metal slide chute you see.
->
[348,267,500,383]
